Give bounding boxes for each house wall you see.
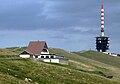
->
[41,49,49,54]
[20,53,68,64]
[34,55,56,59]
[111,54,117,57]
[50,59,59,63]
[19,54,30,58]
[103,52,118,57]
[43,59,51,62]
[43,59,59,63]
[41,52,49,54]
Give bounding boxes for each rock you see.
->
[25,78,32,82]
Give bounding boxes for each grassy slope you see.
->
[49,48,120,82]
[0,58,118,84]
[0,47,26,56]
[74,50,120,68]
[49,48,114,71]
[0,47,119,84]
[73,50,120,82]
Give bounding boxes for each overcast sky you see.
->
[0,0,120,53]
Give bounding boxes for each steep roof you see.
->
[26,41,48,55]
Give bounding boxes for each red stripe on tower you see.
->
[101,4,105,37]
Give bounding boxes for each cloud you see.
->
[0,0,120,53]
[0,0,99,31]
[0,0,119,32]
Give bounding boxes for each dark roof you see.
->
[26,41,48,55]
[20,51,29,55]
[40,54,56,55]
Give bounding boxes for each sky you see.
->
[0,0,120,53]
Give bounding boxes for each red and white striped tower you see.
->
[101,4,105,37]
[96,4,110,52]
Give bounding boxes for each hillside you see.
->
[49,48,120,82]
[1,58,119,84]
[0,47,26,56]
[0,47,120,84]
[73,50,120,81]
[74,50,120,68]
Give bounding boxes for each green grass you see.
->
[49,48,120,82]
[0,58,119,84]
[0,47,120,84]
[49,48,109,71]
[74,50,120,68]
[0,47,26,56]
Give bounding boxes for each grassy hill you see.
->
[73,50,120,81]
[0,57,118,84]
[0,47,120,84]
[49,48,120,82]
[74,50,120,68]
[0,47,26,56]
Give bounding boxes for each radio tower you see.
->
[96,4,110,52]
[101,4,105,37]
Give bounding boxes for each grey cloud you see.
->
[0,0,99,31]
[0,0,120,53]
[0,0,116,31]
[0,0,119,37]
[0,0,119,32]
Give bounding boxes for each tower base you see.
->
[96,36,109,52]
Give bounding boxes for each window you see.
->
[104,38,106,40]
[41,56,44,58]
[46,56,49,58]
[35,56,38,58]
[98,38,101,40]
[51,56,54,58]
[42,49,47,52]
[99,41,101,43]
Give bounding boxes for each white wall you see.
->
[40,55,50,58]
[38,56,41,58]
[41,49,50,54]
[51,59,59,63]
[43,59,51,62]
[33,55,57,59]
[111,54,118,57]
[41,52,49,54]
[43,59,60,63]
[19,55,30,58]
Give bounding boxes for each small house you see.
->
[19,41,68,64]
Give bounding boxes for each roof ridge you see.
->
[30,41,46,42]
